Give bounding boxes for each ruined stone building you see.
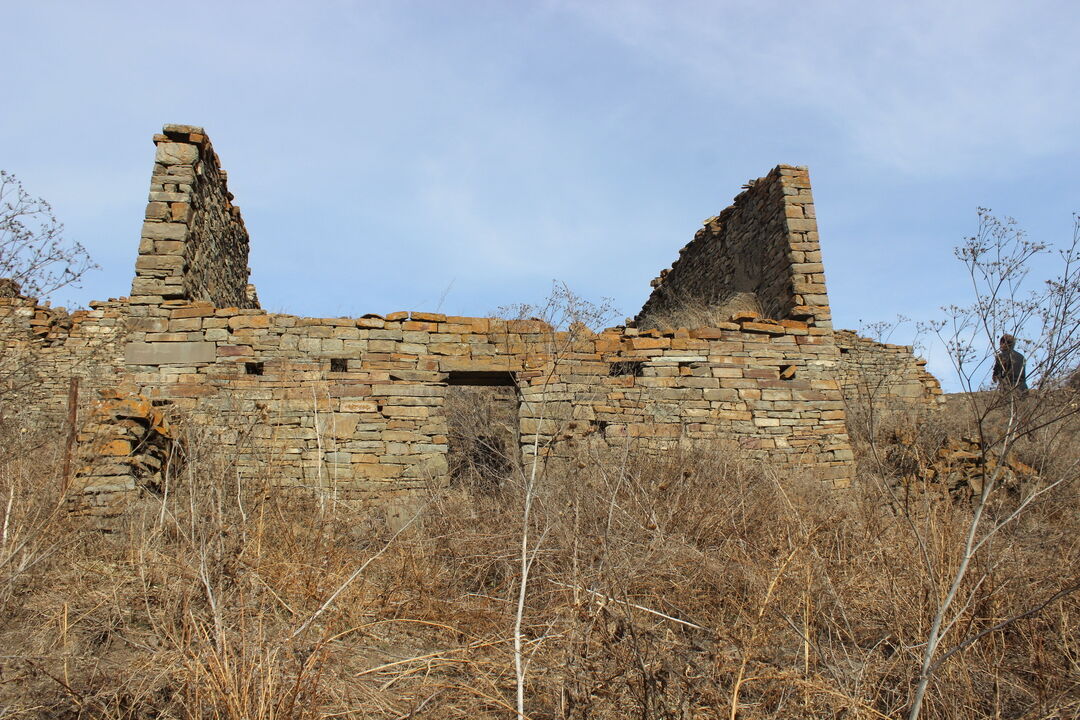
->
[0,125,943,518]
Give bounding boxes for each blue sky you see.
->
[3,1,1079,388]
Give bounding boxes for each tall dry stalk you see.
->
[506,282,617,719]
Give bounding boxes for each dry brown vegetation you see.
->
[635,292,764,332]
[0,395,1077,720]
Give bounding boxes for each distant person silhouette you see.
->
[992,334,1028,392]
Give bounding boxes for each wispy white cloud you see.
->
[551,0,1080,175]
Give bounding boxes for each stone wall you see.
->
[515,316,852,479]
[834,330,944,414]
[0,295,127,432]
[636,166,830,330]
[131,124,258,309]
[1,125,958,521]
[112,305,854,497]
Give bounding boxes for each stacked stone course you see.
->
[68,391,178,523]
[834,330,944,413]
[131,124,257,309]
[0,294,127,432]
[636,166,830,330]
[0,125,949,519]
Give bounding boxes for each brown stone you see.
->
[171,305,216,319]
[741,321,785,335]
[100,439,133,456]
[125,341,216,365]
[228,314,269,330]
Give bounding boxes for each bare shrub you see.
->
[0,170,96,301]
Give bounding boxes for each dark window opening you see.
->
[446,370,517,387]
[330,358,348,373]
[609,361,645,377]
[245,361,264,376]
[780,364,797,380]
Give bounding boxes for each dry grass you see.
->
[636,292,764,332]
[0,407,1077,719]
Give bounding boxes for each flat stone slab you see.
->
[648,356,708,364]
[125,341,216,365]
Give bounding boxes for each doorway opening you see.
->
[445,372,519,492]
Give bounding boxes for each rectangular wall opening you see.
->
[446,370,517,386]
[330,358,348,373]
[445,373,520,492]
[609,361,645,377]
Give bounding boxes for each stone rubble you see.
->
[68,390,179,523]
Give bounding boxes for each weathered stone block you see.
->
[141,221,188,241]
[228,314,269,330]
[155,142,199,165]
[315,413,361,440]
[125,341,216,365]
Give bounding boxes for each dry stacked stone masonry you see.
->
[834,330,944,413]
[636,167,830,330]
[69,390,178,521]
[0,294,127,432]
[132,124,258,310]
[0,125,944,519]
